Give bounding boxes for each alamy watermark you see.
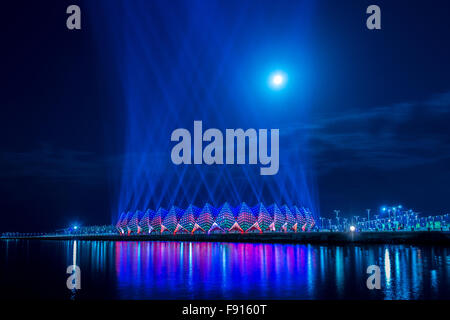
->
[66,265,81,290]
[66,5,81,30]
[366,5,381,30]
[366,265,381,290]
[170,121,279,175]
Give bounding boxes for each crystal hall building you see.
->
[116,202,316,235]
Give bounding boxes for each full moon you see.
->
[269,71,287,90]
[273,74,283,85]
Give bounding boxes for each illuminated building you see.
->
[116,202,316,235]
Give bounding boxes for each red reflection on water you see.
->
[113,241,311,299]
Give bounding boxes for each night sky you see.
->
[2,0,450,232]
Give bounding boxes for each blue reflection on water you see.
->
[0,240,448,299]
[107,241,448,299]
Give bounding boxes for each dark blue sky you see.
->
[1,0,450,232]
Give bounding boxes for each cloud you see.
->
[0,144,106,182]
[283,91,450,174]
[0,143,174,188]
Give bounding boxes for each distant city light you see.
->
[349,225,356,232]
[269,71,287,90]
[382,207,387,212]
[73,225,78,230]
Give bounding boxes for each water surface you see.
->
[0,240,448,299]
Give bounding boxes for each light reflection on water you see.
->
[0,240,448,299]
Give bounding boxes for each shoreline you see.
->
[2,231,450,245]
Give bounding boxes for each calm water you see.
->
[0,240,448,299]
